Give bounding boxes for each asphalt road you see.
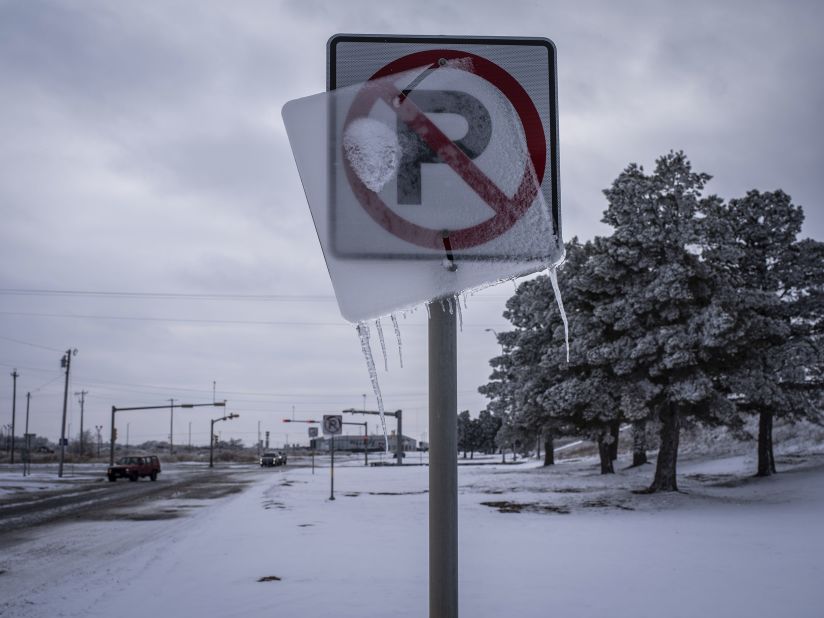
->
[0,464,260,539]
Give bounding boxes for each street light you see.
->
[210,413,239,468]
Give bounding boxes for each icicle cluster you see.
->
[356,321,389,452]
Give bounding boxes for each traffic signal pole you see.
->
[110,401,226,465]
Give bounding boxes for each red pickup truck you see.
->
[107,456,161,482]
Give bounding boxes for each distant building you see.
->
[311,433,416,453]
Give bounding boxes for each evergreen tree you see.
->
[596,152,736,491]
[704,191,824,475]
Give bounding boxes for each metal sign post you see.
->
[330,435,335,500]
[323,415,343,500]
[309,426,318,474]
[429,299,458,618]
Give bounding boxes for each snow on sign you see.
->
[282,35,562,322]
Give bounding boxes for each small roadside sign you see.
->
[308,426,319,438]
[323,415,343,436]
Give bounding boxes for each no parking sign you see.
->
[283,35,562,322]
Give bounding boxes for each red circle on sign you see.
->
[342,49,547,251]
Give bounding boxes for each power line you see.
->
[0,310,349,327]
[0,288,509,302]
[0,310,506,330]
[0,334,64,353]
[0,288,337,302]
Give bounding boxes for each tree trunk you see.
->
[598,432,614,474]
[648,404,680,492]
[543,431,554,467]
[632,420,648,467]
[609,420,620,461]
[756,410,776,477]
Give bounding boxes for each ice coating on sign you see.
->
[281,57,563,324]
[355,322,389,452]
[343,117,401,193]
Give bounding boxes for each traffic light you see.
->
[112,428,118,441]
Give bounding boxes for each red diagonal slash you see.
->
[342,49,547,251]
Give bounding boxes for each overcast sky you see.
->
[1,0,822,449]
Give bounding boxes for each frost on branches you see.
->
[480,152,824,492]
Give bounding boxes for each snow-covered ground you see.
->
[1,451,823,618]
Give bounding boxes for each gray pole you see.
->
[75,390,87,457]
[58,351,72,478]
[110,406,116,465]
[429,299,458,618]
[209,419,215,468]
[23,392,30,476]
[396,409,403,465]
[330,436,335,500]
[364,422,368,467]
[10,369,18,465]
[169,398,176,455]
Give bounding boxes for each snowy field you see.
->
[1,451,823,618]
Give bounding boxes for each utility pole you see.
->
[58,349,76,478]
[23,392,31,476]
[169,398,176,455]
[75,390,87,457]
[95,425,103,457]
[188,421,192,449]
[10,369,18,465]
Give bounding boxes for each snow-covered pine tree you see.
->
[704,191,824,475]
[596,152,736,492]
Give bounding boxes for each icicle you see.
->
[356,322,390,452]
[425,302,431,320]
[455,295,463,331]
[375,318,389,372]
[462,292,468,309]
[447,296,454,315]
[548,267,570,362]
[390,314,404,368]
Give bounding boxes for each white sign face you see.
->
[282,35,562,322]
[322,415,343,436]
[308,426,319,438]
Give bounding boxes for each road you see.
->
[0,463,259,541]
